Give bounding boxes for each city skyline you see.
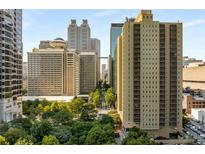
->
[23,9,205,62]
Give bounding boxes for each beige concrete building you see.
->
[80,52,96,94]
[28,38,80,96]
[23,62,28,90]
[183,63,205,90]
[117,10,183,138]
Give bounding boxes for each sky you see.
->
[23,9,205,63]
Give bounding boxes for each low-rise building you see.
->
[183,93,205,114]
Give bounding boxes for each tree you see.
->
[53,109,73,125]
[15,135,36,145]
[85,124,116,145]
[69,98,86,117]
[80,103,97,121]
[100,114,114,127]
[3,128,27,145]
[42,135,59,145]
[105,88,116,108]
[0,136,8,145]
[0,122,9,134]
[89,90,100,108]
[67,121,95,144]
[30,120,52,142]
[122,127,156,145]
[9,118,32,133]
[51,126,72,144]
[107,110,122,128]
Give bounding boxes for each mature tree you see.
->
[51,126,72,144]
[0,135,8,145]
[89,90,100,108]
[68,98,86,117]
[9,118,32,133]
[67,121,95,144]
[100,114,114,127]
[122,127,156,145]
[0,122,9,134]
[80,103,97,121]
[15,135,36,145]
[105,88,116,108]
[85,124,116,145]
[3,128,27,145]
[42,135,59,145]
[52,109,73,125]
[30,120,52,142]
[108,110,122,128]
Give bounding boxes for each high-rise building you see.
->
[90,38,100,81]
[110,23,123,91]
[28,38,80,96]
[67,19,100,82]
[101,64,106,80]
[67,19,90,51]
[80,52,96,94]
[23,62,28,90]
[0,9,23,122]
[117,10,183,138]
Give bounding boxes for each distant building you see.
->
[183,93,205,114]
[183,56,203,67]
[101,64,106,80]
[191,109,205,124]
[67,19,90,51]
[0,10,23,122]
[23,62,28,90]
[110,23,123,91]
[183,62,205,90]
[80,52,97,94]
[67,20,100,82]
[28,38,80,96]
[117,10,183,138]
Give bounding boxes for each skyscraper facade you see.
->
[110,23,123,91]
[67,19,90,51]
[80,52,96,94]
[117,10,183,138]
[0,9,23,121]
[28,38,80,96]
[67,19,100,84]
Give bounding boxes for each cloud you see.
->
[184,18,205,28]
[93,10,119,17]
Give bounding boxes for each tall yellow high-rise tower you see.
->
[117,10,183,138]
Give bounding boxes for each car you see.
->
[197,140,203,145]
[200,134,205,138]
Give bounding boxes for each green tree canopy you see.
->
[51,126,72,144]
[42,135,59,145]
[100,114,114,127]
[68,98,86,117]
[122,127,156,145]
[105,88,116,108]
[85,124,116,145]
[15,135,36,145]
[80,103,97,121]
[52,109,73,125]
[89,89,100,108]
[0,135,8,145]
[30,120,52,142]
[3,128,27,145]
[9,117,32,133]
